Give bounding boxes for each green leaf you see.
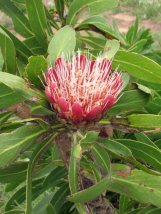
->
[120,72,130,92]
[25,56,47,87]
[81,131,133,159]
[33,192,55,214]
[117,139,161,172]
[30,103,54,116]
[113,51,161,84]
[128,114,161,128]
[145,208,161,214]
[135,133,157,148]
[46,204,56,214]
[79,35,106,50]
[128,39,148,53]
[5,178,44,211]
[109,90,149,115]
[126,18,139,44]
[103,39,120,59]
[0,0,33,37]
[5,210,24,214]
[26,134,56,214]
[47,26,76,65]
[77,16,118,39]
[100,139,133,159]
[119,195,129,214]
[0,111,13,124]
[0,83,25,108]
[0,71,34,99]
[0,25,33,63]
[0,28,16,74]
[54,0,64,20]
[23,36,46,55]
[0,162,27,183]
[43,166,67,187]
[50,183,70,213]
[0,48,4,70]
[45,7,59,30]
[92,144,111,175]
[0,125,46,167]
[81,156,101,182]
[66,0,119,25]
[26,0,48,50]
[69,165,161,207]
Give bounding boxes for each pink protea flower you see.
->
[45,52,123,124]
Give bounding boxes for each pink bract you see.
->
[45,53,123,124]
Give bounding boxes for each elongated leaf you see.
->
[54,0,64,20]
[25,56,47,87]
[113,51,161,84]
[119,195,129,214]
[26,134,56,214]
[26,0,48,50]
[5,178,44,211]
[128,114,161,128]
[0,71,34,99]
[128,39,148,53]
[43,166,67,187]
[117,139,161,172]
[136,206,155,214]
[0,111,13,124]
[5,211,24,214]
[50,183,70,213]
[135,133,157,148]
[101,139,133,159]
[0,0,33,37]
[0,162,27,183]
[23,36,46,55]
[0,48,4,70]
[146,208,161,214]
[33,192,55,214]
[0,83,26,108]
[81,156,101,182]
[109,90,149,115]
[0,125,46,167]
[81,131,133,158]
[45,7,59,30]
[77,16,118,39]
[0,25,33,63]
[69,165,161,207]
[47,26,76,65]
[79,35,106,50]
[46,204,56,214]
[66,0,119,25]
[92,144,111,175]
[0,28,16,74]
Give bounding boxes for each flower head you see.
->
[45,52,123,124]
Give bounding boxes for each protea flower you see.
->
[45,52,123,124]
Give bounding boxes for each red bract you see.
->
[45,53,123,124]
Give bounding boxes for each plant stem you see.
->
[69,132,87,214]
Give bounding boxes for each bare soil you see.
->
[104,13,161,33]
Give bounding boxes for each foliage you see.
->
[0,0,161,213]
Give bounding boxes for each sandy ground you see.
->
[105,13,161,33]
